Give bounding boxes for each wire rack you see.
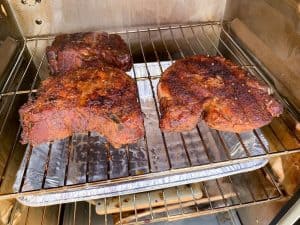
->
[9,168,284,225]
[0,22,299,201]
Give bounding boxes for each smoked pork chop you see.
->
[158,55,283,133]
[46,32,133,74]
[20,67,144,147]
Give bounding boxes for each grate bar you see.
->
[253,129,269,154]
[24,22,224,41]
[72,202,77,225]
[133,194,138,223]
[0,75,164,98]
[104,198,108,225]
[189,184,200,212]
[125,30,152,174]
[118,195,123,224]
[0,45,36,132]
[0,50,45,136]
[88,202,91,225]
[0,52,45,190]
[235,133,251,157]
[158,28,174,62]
[169,26,185,58]
[0,89,38,97]
[0,42,26,94]
[56,204,62,225]
[211,25,245,65]
[196,125,213,163]
[41,142,53,189]
[63,137,72,186]
[202,181,213,210]
[0,126,22,186]
[147,192,154,219]
[215,179,228,207]
[263,166,283,196]
[215,130,232,160]
[41,206,47,225]
[162,189,170,218]
[24,207,30,225]
[137,29,172,169]
[148,28,192,168]
[227,175,242,204]
[176,186,184,214]
[243,172,257,202]
[268,124,288,151]
[256,170,271,200]
[179,25,197,54]
[190,26,207,53]
[279,117,300,143]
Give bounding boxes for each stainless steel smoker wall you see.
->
[8,0,226,36]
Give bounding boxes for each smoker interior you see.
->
[1,22,300,203]
[0,0,299,225]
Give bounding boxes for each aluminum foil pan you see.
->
[14,116,268,207]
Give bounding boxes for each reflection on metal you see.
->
[8,0,226,36]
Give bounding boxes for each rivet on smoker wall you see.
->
[35,19,42,25]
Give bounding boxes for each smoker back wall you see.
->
[8,0,226,36]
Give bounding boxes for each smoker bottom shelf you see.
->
[9,168,284,225]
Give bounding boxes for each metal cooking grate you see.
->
[0,22,299,201]
[9,168,284,225]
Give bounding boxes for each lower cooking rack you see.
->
[0,21,299,203]
[8,168,284,225]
